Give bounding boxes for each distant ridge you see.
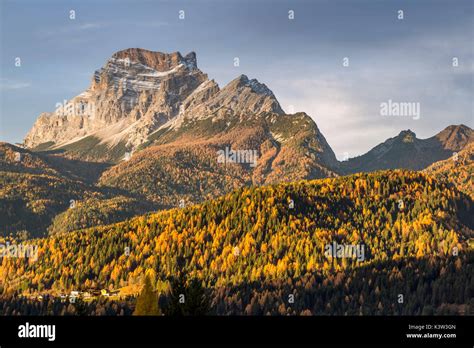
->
[340,124,473,174]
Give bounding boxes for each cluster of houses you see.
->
[60,289,121,302]
[26,289,120,302]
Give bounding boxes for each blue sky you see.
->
[0,0,472,158]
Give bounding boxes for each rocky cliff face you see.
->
[24,49,285,157]
[24,49,209,151]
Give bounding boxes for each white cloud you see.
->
[135,21,169,28]
[35,22,108,39]
[0,79,32,90]
[77,23,104,30]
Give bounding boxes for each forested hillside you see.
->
[424,142,473,199]
[1,170,472,314]
[0,143,156,237]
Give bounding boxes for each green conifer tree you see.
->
[133,273,161,315]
